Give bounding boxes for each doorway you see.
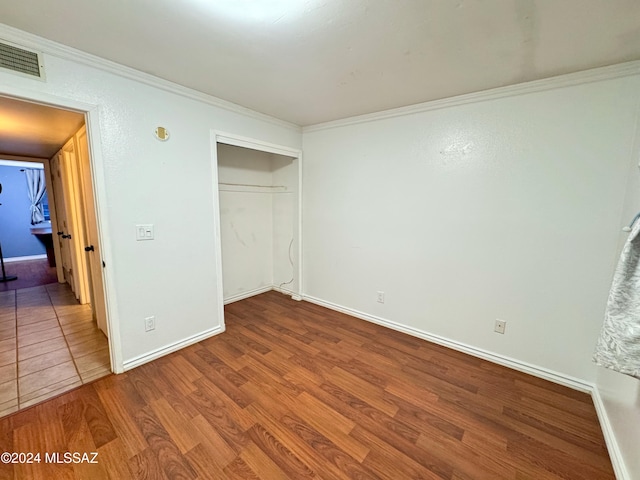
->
[0,95,112,417]
[213,133,302,319]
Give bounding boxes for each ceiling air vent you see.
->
[0,40,44,80]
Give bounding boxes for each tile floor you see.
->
[0,283,111,417]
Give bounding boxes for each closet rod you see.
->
[218,182,287,189]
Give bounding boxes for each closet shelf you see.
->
[218,183,290,193]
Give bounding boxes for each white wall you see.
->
[302,74,640,384]
[218,145,275,299]
[272,153,298,293]
[596,147,640,480]
[217,144,298,301]
[0,25,301,368]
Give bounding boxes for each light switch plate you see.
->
[136,224,154,241]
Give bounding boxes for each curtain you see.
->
[593,219,640,379]
[25,168,46,225]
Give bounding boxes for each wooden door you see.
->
[43,159,64,283]
[50,152,74,289]
[60,138,90,304]
[76,126,108,337]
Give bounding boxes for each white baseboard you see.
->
[302,294,633,478]
[591,386,630,480]
[122,325,225,371]
[224,285,302,305]
[122,285,294,368]
[118,290,628,479]
[302,295,592,392]
[3,254,47,263]
[272,284,302,301]
[224,286,274,305]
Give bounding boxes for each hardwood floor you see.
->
[0,291,614,479]
[0,283,110,418]
[0,259,57,292]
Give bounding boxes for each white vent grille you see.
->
[0,41,43,78]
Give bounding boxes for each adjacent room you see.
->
[0,98,111,417]
[0,1,638,479]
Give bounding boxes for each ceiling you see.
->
[0,1,640,126]
[0,97,84,158]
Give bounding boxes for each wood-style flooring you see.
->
[0,283,111,418]
[0,291,614,479]
[0,259,58,292]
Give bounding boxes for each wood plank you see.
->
[133,405,197,480]
[245,402,347,480]
[280,412,379,480]
[247,423,317,478]
[0,291,615,479]
[184,443,228,480]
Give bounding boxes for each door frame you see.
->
[211,131,303,328]
[0,156,64,282]
[0,85,122,373]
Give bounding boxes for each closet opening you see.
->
[213,135,302,312]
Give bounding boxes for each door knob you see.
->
[62,234,72,239]
[84,245,94,252]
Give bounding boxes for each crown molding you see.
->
[304,60,640,133]
[0,23,301,133]
[3,22,638,136]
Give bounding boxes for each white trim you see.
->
[302,294,593,392]
[223,284,302,302]
[302,293,633,476]
[0,85,122,374]
[3,23,637,134]
[272,284,301,300]
[123,325,225,371]
[224,286,273,305]
[216,132,302,157]
[0,23,300,133]
[304,60,640,133]
[297,151,304,299]
[210,133,228,338]
[84,104,122,374]
[212,130,304,306]
[302,293,629,478]
[591,386,630,480]
[0,159,44,169]
[223,285,301,306]
[0,84,93,114]
[3,254,47,263]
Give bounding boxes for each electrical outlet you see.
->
[377,291,385,304]
[145,316,156,332]
[494,319,506,334]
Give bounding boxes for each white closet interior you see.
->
[216,143,299,303]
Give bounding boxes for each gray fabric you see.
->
[594,220,640,379]
[24,169,46,225]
